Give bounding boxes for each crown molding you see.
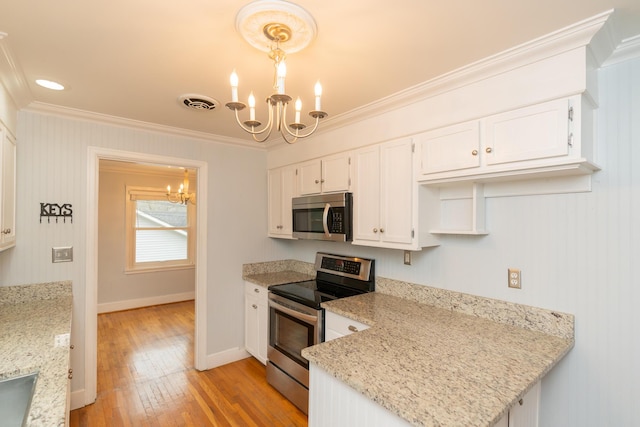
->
[23,101,267,150]
[602,34,640,67]
[0,32,33,108]
[301,9,616,143]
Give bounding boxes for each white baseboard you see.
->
[97,291,195,313]
[70,388,87,410]
[205,347,251,370]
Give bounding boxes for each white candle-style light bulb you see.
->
[295,97,302,123]
[314,81,323,111]
[277,61,287,94]
[230,70,239,102]
[248,92,256,121]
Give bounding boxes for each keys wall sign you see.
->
[40,203,73,223]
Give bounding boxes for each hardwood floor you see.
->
[70,301,308,427]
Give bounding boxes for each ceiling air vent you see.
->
[178,94,220,111]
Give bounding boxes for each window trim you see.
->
[125,186,196,273]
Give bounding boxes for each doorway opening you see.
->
[84,147,208,407]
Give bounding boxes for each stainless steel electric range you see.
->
[266,252,375,414]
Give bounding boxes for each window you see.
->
[126,187,195,272]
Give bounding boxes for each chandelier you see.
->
[166,170,195,205]
[226,1,326,144]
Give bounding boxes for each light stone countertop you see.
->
[0,281,73,427]
[242,259,315,288]
[302,291,574,427]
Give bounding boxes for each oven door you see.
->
[267,293,322,388]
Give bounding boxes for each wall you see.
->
[270,57,640,425]
[97,166,195,312]
[0,111,291,398]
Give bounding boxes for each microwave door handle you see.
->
[322,203,331,237]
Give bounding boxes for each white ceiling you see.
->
[1,0,639,144]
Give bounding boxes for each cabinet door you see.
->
[508,381,540,427]
[267,168,284,235]
[484,98,569,166]
[417,121,480,175]
[279,166,296,235]
[0,129,16,251]
[298,159,322,195]
[380,138,414,245]
[244,282,268,364]
[321,153,351,193]
[352,145,381,243]
[244,292,260,359]
[267,166,296,237]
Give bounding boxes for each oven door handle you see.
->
[270,300,319,324]
[322,203,331,237]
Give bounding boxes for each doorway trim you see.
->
[85,146,208,405]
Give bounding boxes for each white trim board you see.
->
[97,291,195,314]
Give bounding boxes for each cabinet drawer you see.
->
[244,282,268,301]
[325,311,369,339]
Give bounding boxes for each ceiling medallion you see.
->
[226,0,326,144]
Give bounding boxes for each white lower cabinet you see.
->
[324,311,369,341]
[495,381,540,427]
[244,281,268,364]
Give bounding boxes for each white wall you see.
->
[0,111,291,397]
[97,167,195,310]
[270,57,640,426]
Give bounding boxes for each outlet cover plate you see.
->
[52,246,73,263]
[508,268,521,289]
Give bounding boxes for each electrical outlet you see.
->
[508,268,521,289]
[52,246,73,263]
[403,250,412,265]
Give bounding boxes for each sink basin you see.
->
[0,372,39,427]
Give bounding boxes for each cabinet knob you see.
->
[321,179,325,183]
[70,344,74,350]
[373,228,378,233]
[471,149,478,156]
[485,147,493,153]
[252,304,258,309]
[68,372,73,379]
[348,325,359,333]
[1,228,10,234]
[380,228,385,233]
[315,179,320,184]
[254,288,260,293]
[518,398,524,406]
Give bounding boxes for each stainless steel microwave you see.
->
[292,192,353,242]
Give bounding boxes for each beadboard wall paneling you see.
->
[0,111,291,399]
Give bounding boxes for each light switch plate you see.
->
[52,246,73,263]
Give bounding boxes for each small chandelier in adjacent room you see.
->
[226,0,327,144]
[166,170,195,205]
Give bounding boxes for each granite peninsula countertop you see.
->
[302,286,574,427]
[0,281,73,427]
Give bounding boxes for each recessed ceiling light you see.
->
[35,79,65,91]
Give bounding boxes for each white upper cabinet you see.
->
[298,152,351,195]
[268,165,297,238]
[0,124,16,252]
[416,95,597,184]
[484,98,571,166]
[353,138,438,250]
[417,120,481,175]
